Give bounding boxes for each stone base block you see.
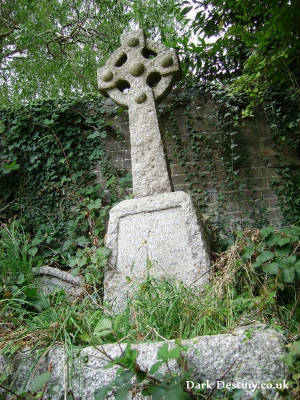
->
[0,328,286,399]
[104,191,211,310]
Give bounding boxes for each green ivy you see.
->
[0,95,129,266]
[263,84,300,225]
[159,82,274,250]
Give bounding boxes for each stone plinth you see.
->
[104,191,210,310]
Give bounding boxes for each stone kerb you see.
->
[0,327,286,399]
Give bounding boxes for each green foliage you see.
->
[94,343,190,400]
[159,83,273,251]
[180,0,299,113]
[263,85,300,151]
[0,95,127,267]
[0,224,299,399]
[68,246,111,286]
[30,372,51,393]
[283,340,300,399]
[241,226,300,287]
[0,222,45,320]
[112,277,233,341]
[0,0,184,106]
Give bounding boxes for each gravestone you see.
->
[98,30,210,310]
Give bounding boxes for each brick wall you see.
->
[93,92,298,231]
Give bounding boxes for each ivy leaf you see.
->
[71,267,80,276]
[69,257,78,267]
[87,131,101,139]
[78,256,87,267]
[2,161,20,174]
[43,119,53,125]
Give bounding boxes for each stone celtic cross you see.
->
[97,29,180,198]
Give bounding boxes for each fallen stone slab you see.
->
[34,266,85,299]
[0,327,286,399]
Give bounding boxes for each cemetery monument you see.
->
[97,29,210,309]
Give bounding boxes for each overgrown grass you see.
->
[1,225,299,348]
[0,224,299,398]
[0,222,44,325]
[0,222,39,285]
[112,278,238,342]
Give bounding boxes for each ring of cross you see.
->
[97,29,180,108]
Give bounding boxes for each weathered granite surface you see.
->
[97,29,179,198]
[0,327,286,399]
[34,266,85,299]
[104,191,210,311]
[97,30,211,311]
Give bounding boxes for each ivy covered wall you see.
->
[100,87,299,246]
[0,84,299,264]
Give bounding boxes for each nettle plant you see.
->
[240,226,300,287]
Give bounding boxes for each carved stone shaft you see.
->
[97,29,180,197]
[129,92,171,197]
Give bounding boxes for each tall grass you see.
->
[0,225,298,397]
[0,222,38,283]
[0,222,44,321]
[111,278,233,342]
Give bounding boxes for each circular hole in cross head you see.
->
[115,53,127,67]
[146,72,161,88]
[142,48,157,59]
[116,79,130,93]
